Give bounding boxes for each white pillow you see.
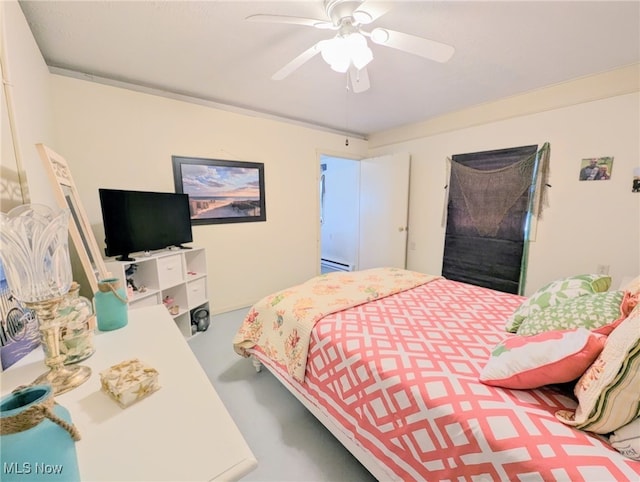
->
[479,328,606,389]
[610,417,640,460]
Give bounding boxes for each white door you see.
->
[358,152,410,270]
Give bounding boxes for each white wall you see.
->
[2,1,56,206]
[369,91,640,294]
[48,75,368,313]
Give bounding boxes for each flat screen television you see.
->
[99,188,193,261]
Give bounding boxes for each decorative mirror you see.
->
[36,143,108,293]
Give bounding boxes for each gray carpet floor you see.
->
[187,308,378,482]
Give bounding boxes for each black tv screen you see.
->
[99,189,193,261]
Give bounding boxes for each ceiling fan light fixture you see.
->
[321,33,372,73]
[330,56,351,73]
[345,32,372,70]
[320,38,348,72]
[370,27,389,44]
[351,47,372,70]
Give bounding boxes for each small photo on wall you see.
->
[579,156,613,181]
[633,167,640,193]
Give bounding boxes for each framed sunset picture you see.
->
[172,156,266,225]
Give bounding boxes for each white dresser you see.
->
[0,305,257,481]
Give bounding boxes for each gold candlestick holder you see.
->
[25,297,91,395]
[0,204,92,396]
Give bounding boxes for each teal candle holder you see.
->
[94,278,128,331]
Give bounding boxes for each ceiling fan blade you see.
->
[272,42,324,80]
[348,66,370,93]
[246,14,334,29]
[368,28,455,63]
[353,1,392,25]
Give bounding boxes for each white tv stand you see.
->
[104,246,208,338]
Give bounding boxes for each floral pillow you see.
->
[479,328,606,389]
[504,274,611,333]
[556,304,640,434]
[515,290,626,336]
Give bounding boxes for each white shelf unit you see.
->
[104,247,209,338]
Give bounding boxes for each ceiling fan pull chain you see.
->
[345,77,350,146]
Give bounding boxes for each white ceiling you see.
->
[18,1,640,138]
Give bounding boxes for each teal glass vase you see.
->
[94,278,128,331]
[0,384,81,482]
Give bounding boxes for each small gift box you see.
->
[100,358,159,408]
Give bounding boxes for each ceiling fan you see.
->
[247,0,455,93]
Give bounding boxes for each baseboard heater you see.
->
[320,258,354,273]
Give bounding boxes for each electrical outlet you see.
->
[596,264,610,275]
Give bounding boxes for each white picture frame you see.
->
[36,143,108,293]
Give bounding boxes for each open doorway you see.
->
[319,154,359,273]
[318,152,411,274]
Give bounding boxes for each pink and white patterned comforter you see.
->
[248,278,640,481]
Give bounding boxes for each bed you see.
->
[233,268,640,481]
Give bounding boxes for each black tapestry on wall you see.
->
[442,145,539,294]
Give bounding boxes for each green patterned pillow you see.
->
[504,274,612,333]
[516,290,624,336]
